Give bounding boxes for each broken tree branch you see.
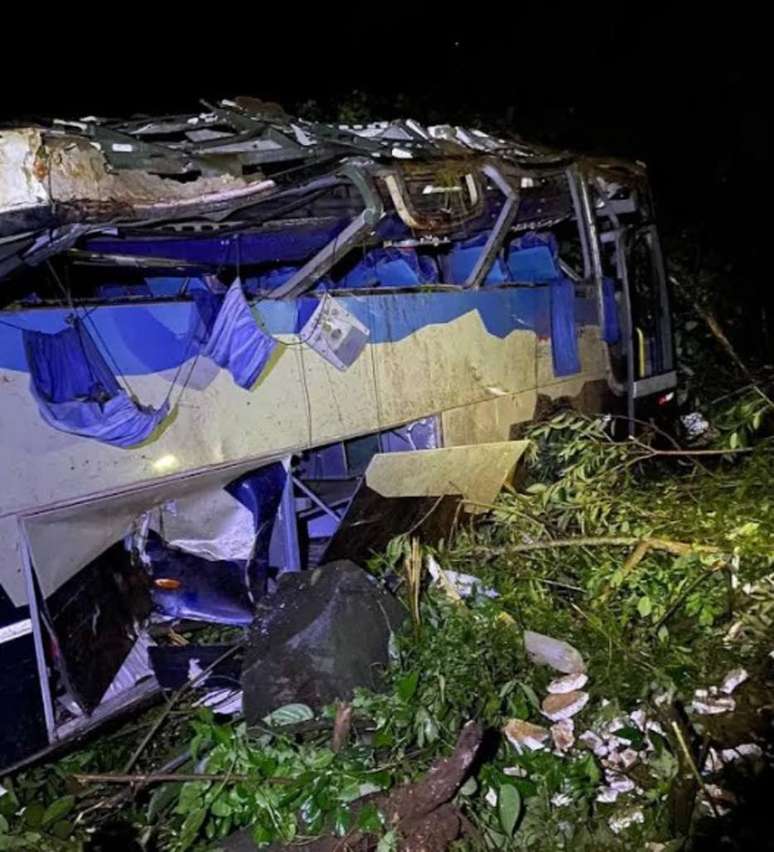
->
[122,641,244,774]
[331,702,353,753]
[482,537,722,557]
[72,772,292,786]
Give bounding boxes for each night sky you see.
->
[2,12,767,264]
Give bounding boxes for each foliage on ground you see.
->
[2,395,773,851]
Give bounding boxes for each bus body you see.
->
[0,101,674,769]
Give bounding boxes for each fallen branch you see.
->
[73,772,292,786]
[633,446,754,457]
[331,702,353,753]
[482,536,722,557]
[255,721,483,852]
[122,641,244,774]
[653,562,726,632]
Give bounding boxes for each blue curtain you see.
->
[199,281,278,389]
[23,320,168,448]
[601,277,622,344]
[335,247,438,289]
[550,278,581,376]
[443,234,509,285]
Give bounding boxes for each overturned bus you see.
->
[0,98,675,770]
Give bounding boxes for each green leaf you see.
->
[252,822,275,845]
[175,783,204,815]
[376,830,398,852]
[210,796,232,818]
[637,596,653,618]
[263,704,314,726]
[178,808,207,851]
[498,784,521,837]
[41,795,75,827]
[332,804,352,836]
[51,819,74,840]
[526,483,547,494]
[459,776,478,796]
[357,803,384,833]
[23,804,44,829]
[397,671,419,702]
[518,682,541,711]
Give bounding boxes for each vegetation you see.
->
[2,381,773,850]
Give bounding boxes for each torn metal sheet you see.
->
[148,645,242,692]
[45,540,151,713]
[363,440,529,511]
[323,441,527,563]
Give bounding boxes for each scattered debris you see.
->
[720,667,749,694]
[503,719,550,753]
[690,691,737,715]
[523,630,586,674]
[609,807,645,834]
[193,688,243,715]
[550,719,575,751]
[426,555,499,600]
[547,671,588,694]
[541,690,589,721]
[704,743,764,772]
[681,411,711,441]
[597,773,636,803]
[700,784,737,817]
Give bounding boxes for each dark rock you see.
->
[241,561,406,724]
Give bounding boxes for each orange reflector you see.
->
[154,578,182,591]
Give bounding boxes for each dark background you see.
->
[2,11,768,352]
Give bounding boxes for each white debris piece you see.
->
[596,787,618,803]
[485,787,498,807]
[690,693,736,715]
[701,784,736,816]
[681,411,710,440]
[609,808,645,834]
[503,718,550,753]
[551,793,573,807]
[551,719,575,751]
[720,668,749,694]
[703,747,724,773]
[524,630,586,673]
[606,773,636,794]
[426,556,498,600]
[187,658,205,682]
[579,729,606,756]
[720,743,763,762]
[503,765,528,778]
[542,690,589,722]
[547,672,588,694]
[597,772,636,803]
[629,709,666,737]
[194,688,243,715]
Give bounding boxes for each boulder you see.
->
[241,561,406,723]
